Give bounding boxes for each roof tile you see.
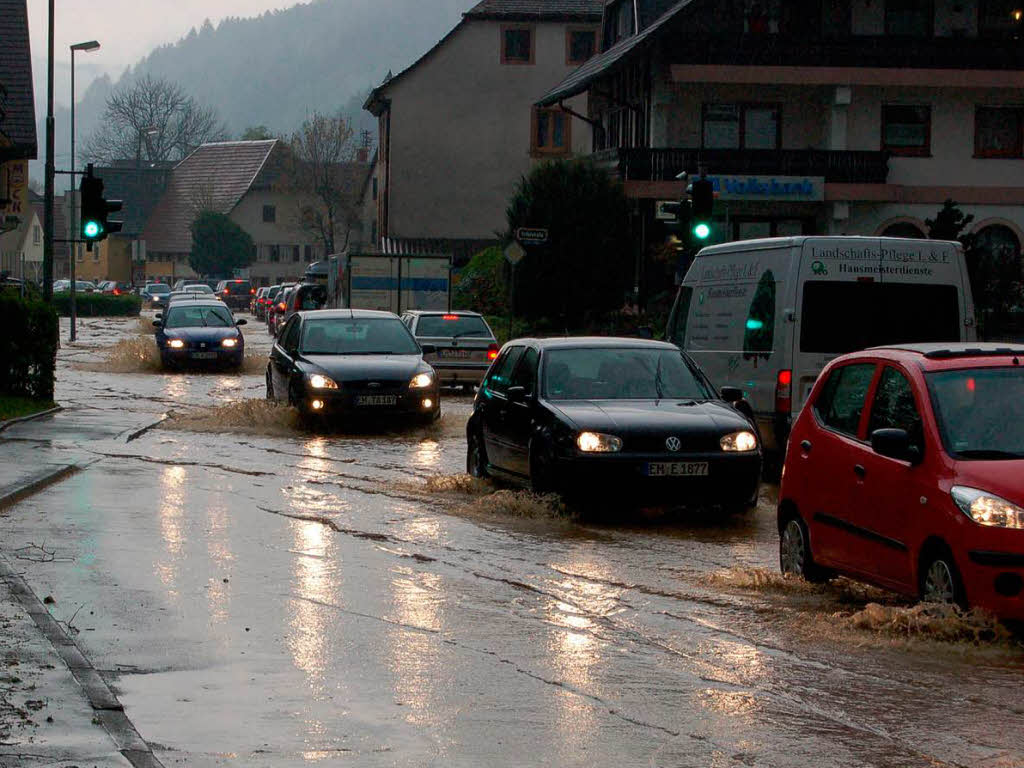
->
[0,0,37,157]
[465,0,603,20]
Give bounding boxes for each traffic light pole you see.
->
[42,0,54,302]
[70,47,77,342]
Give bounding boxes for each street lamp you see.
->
[69,40,100,343]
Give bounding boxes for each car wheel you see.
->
[467,430,489,478]
[529,437,558,495]
[779,514,830,583]
[265,368,275,400]
[920,547,967,609]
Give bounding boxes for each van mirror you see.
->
[871,428,921,464]
[720,386,743,403]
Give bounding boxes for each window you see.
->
[485,346,524,395]
[669,286,693,348]
[703,104,780,150]
[868,366,922,444]
[282,317,301,351]
[32,225,40,245]
[262,205,276,223]
[975,107,1023,158]
[744,0,781,34]
[979,0,1023,37]
[269,245,280,263]
[743,270,776,358]
[501,26,533,64]
[510,347,540,395]
[566,29,597,65]
[815,363,876,437]
[372,177,378,201]
[885,0,933,36]
[532,108,571,155]
[882,105,931,156]
[292,245,300,263]
[304,245,312,262]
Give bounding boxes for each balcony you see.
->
[594,148,890,184]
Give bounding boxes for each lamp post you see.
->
[69,40,100,343]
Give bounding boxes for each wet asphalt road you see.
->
[2,314,1023,767]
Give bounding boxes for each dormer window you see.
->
[885,0,934,37]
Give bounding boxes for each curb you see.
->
[0,405,62,434]
[0,463,80,510]
[0,553,165,768]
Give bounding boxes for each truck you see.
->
[325,251,451,314]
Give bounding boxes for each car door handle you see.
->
[854,464,866,479]
[800,440,812,452]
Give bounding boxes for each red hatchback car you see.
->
[778,343,1024,619]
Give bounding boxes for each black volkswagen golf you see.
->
[466,338,761,509]
[266,309,440,423]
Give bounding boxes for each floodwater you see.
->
[1,314,1023,767]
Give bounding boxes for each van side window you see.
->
[485,346,524,396]
[669,287,693,347]
[743,269,776,358]
[814,363,876,437]
[868,366,923,446]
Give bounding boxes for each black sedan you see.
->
[466,338,761,509]
[153,299,246,369]
[265,309,440,424]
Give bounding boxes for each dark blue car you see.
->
[153,299,246,370]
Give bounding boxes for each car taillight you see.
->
[278,302,286,311]
[224,288,230,294]
[487,344,499,361]
[443,314,459,321]
[251,288,256,294]
[113,289,120,295]
[775,369,792,415]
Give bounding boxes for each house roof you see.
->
[0,0,37,158]
[377,236,499,267]
[537,0,694,106]
[365,0,603,115]
[464,0,603,21]
[94,164,173,236]
[142,140,278,253]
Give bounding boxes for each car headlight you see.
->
[720,430,758,452]
[221,338,238,348]
[951,486,1024,529]
[409,372,434,389]
[576,432,622,453]
[167,339,185,349]
[308,374,338,390]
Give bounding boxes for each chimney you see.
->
[356,147,369,163]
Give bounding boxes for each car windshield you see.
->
[224,281,251,293]
[182,284,213,294]
[543,347,714,401]
[147,284,170,294]
[928,367,1024,459]
[417,314,491,338]
[164,305,234,329]
[300,317,420,355]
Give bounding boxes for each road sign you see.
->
[504,241,526,266]
[515,227,548,246]
[655,201,678,221]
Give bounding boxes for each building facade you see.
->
[365,0,603,261]
[540,0,1024,298]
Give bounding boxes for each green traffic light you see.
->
[693,222,711,240]
[83,220,101,238]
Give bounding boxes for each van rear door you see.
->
[793,238,967,411]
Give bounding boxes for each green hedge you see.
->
[0,294,58,400]
[52,293,141,317]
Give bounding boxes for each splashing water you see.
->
[840,602,1014,645]
[161,399,301,436]
[422,473,493,496]
[463,489,573,520]
[76,337,266,374]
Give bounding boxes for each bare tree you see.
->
[285,111,363,256]
[85,75,228,164]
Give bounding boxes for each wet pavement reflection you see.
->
[0,314,1021,766]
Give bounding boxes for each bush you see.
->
[0,293,58,400]
[51,293,141,317]
[453,246,508,315]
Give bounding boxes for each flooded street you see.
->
[2,314,1023,767]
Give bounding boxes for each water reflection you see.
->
[205,499,234,626]
[412,439,441,470]
[388,568,445,731]
[286,519,338,698]
[155,465,186,596]
[298,436,332,477]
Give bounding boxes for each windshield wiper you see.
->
[654,355,665,400]
[956,449,1024,460]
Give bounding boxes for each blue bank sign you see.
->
[706,175,824,202]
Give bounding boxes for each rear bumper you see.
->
[431,362,490,385]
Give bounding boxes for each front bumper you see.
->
[300,386,440,420]
[161,344,244,368]
[552,450,761,505]
[958,547,1024,621]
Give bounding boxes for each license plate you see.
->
[439,349,471,359]
[190,351,217,360]
[646,462,709,477]
[356,395,397,406]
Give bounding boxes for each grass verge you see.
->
[0,396,56,422]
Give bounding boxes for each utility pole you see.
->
[42,0,54,301]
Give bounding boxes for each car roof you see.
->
[405,309,482,317]
[840,343,1024,370]
[298,309,399,320]
[508,336,678,350]
[166,298,229,307]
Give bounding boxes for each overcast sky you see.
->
[29,0,294,107]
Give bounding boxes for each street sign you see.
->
[504,241,526,266]
[655,201,679,221]
[515,227,548,246]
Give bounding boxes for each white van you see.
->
[666,236,976,456]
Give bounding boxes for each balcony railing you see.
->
[594,148,890,184]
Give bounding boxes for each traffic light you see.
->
[691,177,714,241]
[79,164,123,245]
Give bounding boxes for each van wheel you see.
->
[920,547,967,609]
[779,514,830,583]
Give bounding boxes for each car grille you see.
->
[340,379,406,393]
[624,434,721,453]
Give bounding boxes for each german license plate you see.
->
[190,351,217,360]
[439,349,471,359]
[646,462,709,477]
[356,395,397,406]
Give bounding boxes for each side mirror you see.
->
[506,385,528,402]
[420,344,437,355]
[235,318,247,326]
[152,320,162,328]
[871,428,922,464]
[720,386,743,403]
